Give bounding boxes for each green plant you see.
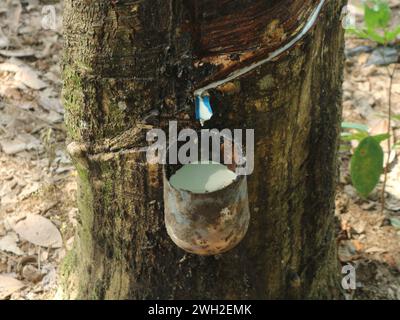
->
[341,122,388,197]
[347,0,400,45]
[343,0,399,212]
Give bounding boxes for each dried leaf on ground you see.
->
[0,275,25,300]
[38,93,64,115]
[18,183,40,200]
[0,28,9,48]
[13,215,62,248]
[0,49,36,58]
[0,232,24,255]
[0,58,47,90]
[0,133,41,155]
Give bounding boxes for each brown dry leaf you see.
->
[0,275,25,300]
[351,239,364,252]
[365,246,387,254]
[381,253,399,270]
[341,218,352,237]
[351,220,367,234]
[0,232,24,256]
[38,91,64,114]
[0,49,36,58]
[0,58,47,90]
[7,0,22,34]
[18,182,40,200]
[0,28,9,48]
[13,215,62,248]
[0,133,41,155]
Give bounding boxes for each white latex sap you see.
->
[169,161,237,194]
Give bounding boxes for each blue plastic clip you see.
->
[195,95,213,126]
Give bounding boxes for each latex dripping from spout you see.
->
[195,93,213,127]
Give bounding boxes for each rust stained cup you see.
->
[163,135,250,256]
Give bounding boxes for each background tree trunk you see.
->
[62,0,346,299]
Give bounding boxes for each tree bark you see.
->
[62,0,346,299]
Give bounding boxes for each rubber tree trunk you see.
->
[62,0,346,299]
